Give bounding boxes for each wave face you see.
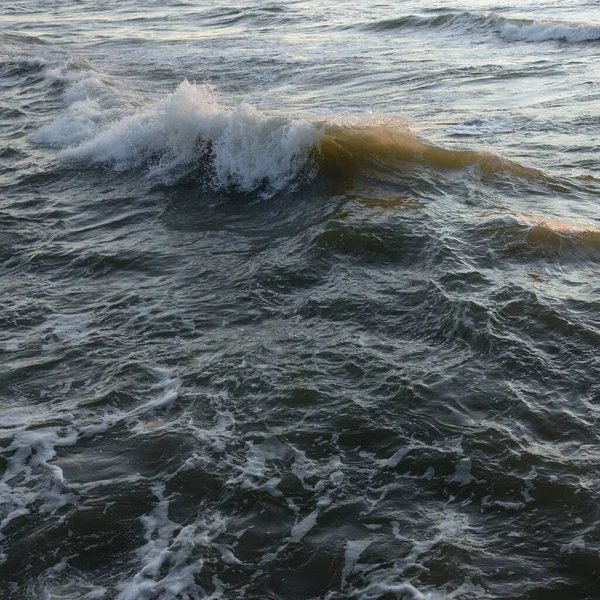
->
[318,120,541,180]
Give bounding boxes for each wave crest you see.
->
[497,17,600,43]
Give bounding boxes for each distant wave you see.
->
[198,5,292,29]
[36,79,541,196]
[496,17,600,43]
[363,12,469,32]
[0,32,49,46]
[365,11,600,43]
[0,32,50,70]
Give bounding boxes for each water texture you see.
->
[1,1,600,599]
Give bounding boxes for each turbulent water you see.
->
[2,1,600,598]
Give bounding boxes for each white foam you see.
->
[0,407,79,556]
[117,485,203,600]
[498,18,600,43]
[143,371,182,412]
[34,62,127,147]
[48,80,318,195]
[80,364,183,439]
[349,582,431,600]
[34,99,105,147]
[290,508,319,542]
[446,458,474,486]
[336,512,473,600]
[226,438,289,496]
[28,559,110,600]
[376,447,409,470]
[3,338,19,352]
[560,535,586,554]
[393,510,471,573]
[0,362,186,572]
[341,539,372,588]
[37,312,92,351]
[117,483,236,600]
[521,466,537,503]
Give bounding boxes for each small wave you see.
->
[364,11,489,34]
[522,216,600,259]
[0,32,50,72]
[497,16,600,43]
[475,214,600,262]
[0,147,27,159]
[0,32,48,47]
[364,13,457,32]
[201,5,291,28]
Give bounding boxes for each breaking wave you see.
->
[497,16,600,43]
[36,79,541,196]
[365,11,600,43]
[36,79,317,194]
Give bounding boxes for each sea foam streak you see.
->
[497,16,600,42]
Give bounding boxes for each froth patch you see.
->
[0,407,79,556]
[0,363,182,568]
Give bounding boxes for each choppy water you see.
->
[2,1,600,598]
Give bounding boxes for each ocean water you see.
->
[1,1,600,598]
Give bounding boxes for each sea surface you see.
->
[2,1,600,598]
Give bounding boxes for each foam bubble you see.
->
[116,484,209,600]
[226,439,288,496]
[3,338,19,352]
[377,447,409,470]
[349,582,431,600]
[560,535,586,554]
[447,458,474,486]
